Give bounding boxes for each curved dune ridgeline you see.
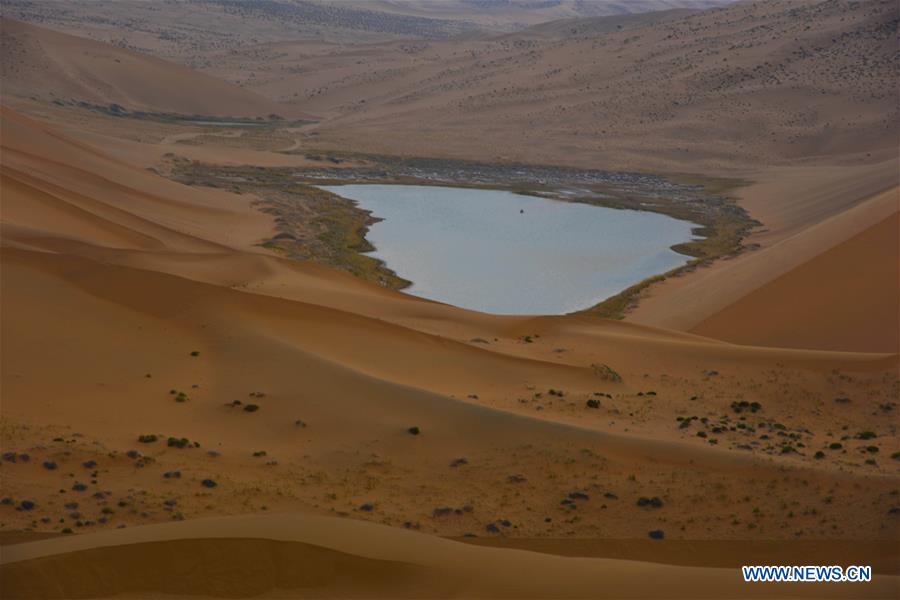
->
[3,515,899,599]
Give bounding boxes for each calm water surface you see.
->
[319,184,699,315]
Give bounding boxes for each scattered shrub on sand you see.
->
[591,363,622,382]
[648,529,665,540]
[814,451,825,459]
[61,528,73,534]
[585,399,600,409]
[730,400,762,414]
[138,434,158,444]
[866,446,879,453]
[175,392,189,403]
[82,460,97,469]
[407,426,421,435]
[358,503,374,512]
[163,471,181,479]
[856,431,877,440]
[190,351,200,357]
[891,451,900,461]
[252,451,267,457]
[18,500,35,511]
[243,404,259,413]
[42,461,58,470]
[450,457,468,467]
[72,483,87,492]
[167,437,190,449]
[637,497,664,508]
[201,479,217,488]
[829,442,843,450]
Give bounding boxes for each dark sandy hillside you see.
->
[263,0,898,172]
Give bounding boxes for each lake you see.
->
[318,184,700,315]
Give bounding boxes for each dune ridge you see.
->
[3,515,898,599]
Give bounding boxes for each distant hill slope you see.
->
[0,18,306,118]
[271,0,898,172]
[333,0,733,28]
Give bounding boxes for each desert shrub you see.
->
[637,496,663,508]
[243,404,259,413]
[407,426,421,435]
[167,437,190,448]
[138,434,158,444]
[591,363,622,382]
[648,529,665,540]
[201,479,217,488]
[829,442,843,450]
[585,399,601,409]
[856,431,876,440]
[731,400,762,414]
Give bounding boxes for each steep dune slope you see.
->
[0,18,304,118]
[629,180,898,352]
[692,209,899,352]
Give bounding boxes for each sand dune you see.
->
[3,515,898,599]
[630,179,899,351]
[0,19,305,118]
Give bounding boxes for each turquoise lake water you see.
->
[319,184,699,315]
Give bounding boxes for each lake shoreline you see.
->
[319,184,702,315]
[168,155,755,317]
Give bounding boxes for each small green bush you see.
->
[137,434,158,444]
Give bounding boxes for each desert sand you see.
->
[0,1,898,598]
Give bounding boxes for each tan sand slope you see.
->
[0,19,306,118]
[692,209,899,352]
[3,515,898,599]
[629,178,899,352]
